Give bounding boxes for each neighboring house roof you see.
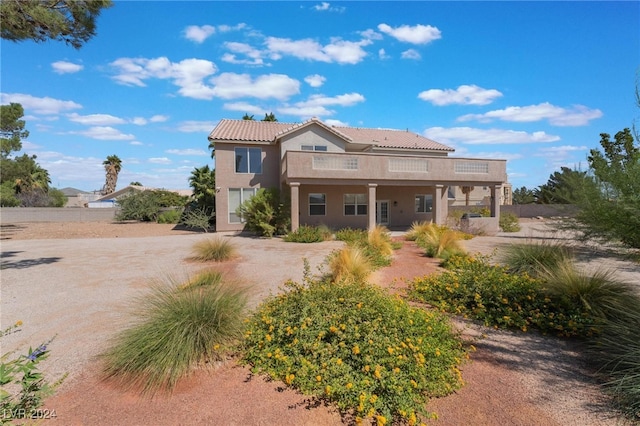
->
[60,187,92,196]
[208,118,454,152]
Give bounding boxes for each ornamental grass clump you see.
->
[500,241,573,278]
[328,246,372,284]
[409,254,596,336]
[243,279,466,424]
[190,237,236,262]
[101,271,249,394]
[367,226,394,259]
[411,223,466,261]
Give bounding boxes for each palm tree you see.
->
[102,155,122,195]
[460,186,474,206]
[242,113,255,120]
[262,112,277,122]
[188,165,216,211]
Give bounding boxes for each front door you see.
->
[376,200,389,225]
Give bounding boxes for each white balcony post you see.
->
[368,183,377,231]
[290,182,300,232]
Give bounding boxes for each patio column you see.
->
[440,185,449,223]
[368,183,377,231]
[290,182,300,232]
[490,184,501,219]
[433,185,444,225]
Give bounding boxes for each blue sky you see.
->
[1,1,638,192]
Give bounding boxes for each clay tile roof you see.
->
[208,118,454,152]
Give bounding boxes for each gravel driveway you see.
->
[1,232,343,387]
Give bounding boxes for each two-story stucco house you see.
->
[208,118,507,233]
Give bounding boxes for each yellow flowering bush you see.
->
[243,278,466,424]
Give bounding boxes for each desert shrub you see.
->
[586,305,640,419]
[116,190,188,222]
[0,182,20,207]
[101,272,249,393]
[500,241,573,278]
[334,227,396,269]
[335,227,367,244]
[328,246,373,284]
[190,237,236,262]
[157,209,182,224]
[243,278,466,424]
[405,221,432,241]
[237,188,290,237]
[409,254,596,336]
[284,225,333,243]
[46,188,67,207]
[540,260,639,321]
[179,207,215,232]
[499,212,521,232]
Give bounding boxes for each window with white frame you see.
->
[301,145,328,151]
[309,193,326,216]
[415,194,433,213]
[228,187,257,223]
[234,147,262,174]
[344,193,367,216]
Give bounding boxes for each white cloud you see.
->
[110,56,218,100]
[418,85,503,106]
[304,74,326,87]
[424,127,560,145]
[325,118,349,127]
[132,117,147,125]
[149,157,172,164]
[222,42,265,66]
[150,115,169,122]
[457,102,603,126]
[210,73,300,100]
[265,36,370,64]
[278,93,365,118]
[378,48,390,60]
[359,29,383,41]
[223,102,264,116]
[177,121,217,132]
[312,2,345,12]
[67,113,126,126]
[73,126,136,141]
[401,49,421,60]
[51,61,83,74]
[130,141,144,146]
[184,25,215,43]
[165,148,208,156]
[1,93,81,115]
[377,23,441,44]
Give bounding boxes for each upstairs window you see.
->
[301,145,328,151]
[344,193,367,216]
[235,147,262,174]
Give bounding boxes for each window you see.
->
[228,188,257,223]
[344,194,367,216]
[235,147,262,174]
[415,194,433,213]
[309,193,326,216]
[301,145,328,151]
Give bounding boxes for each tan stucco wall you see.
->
[279,127,346,158]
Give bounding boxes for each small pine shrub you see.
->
[284,225,333,243]
[101,272,248,393]
[190,237,236,262]
[500,241,573,278]
[499,212,521,232]
[243,279,466,424]
[328,246,372,284]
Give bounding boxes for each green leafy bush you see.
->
[101,271,249,393]
[409,255,596,336]
[243,278,465,424]
[500,241,573,278]
[335,227,367,244]
[157,209,182,224]
[499,212,521,232]
[237,188,290,237]
[0,182,20,207]
[284,225,333,243]
[116,190,188,222]
[190,237,236,262]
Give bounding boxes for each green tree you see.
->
[1,103,29,158]
[261,112,277,122]
[102,154,121,195]
[237,188,289,237]
[534,167,591,204]
[512,186,536,204]
[188,165,215,212]
[572,128,640,248]
[242,113,255,120]
[459,186,474,206]
[0,0,113,49]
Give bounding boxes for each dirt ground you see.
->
[1,221,636,425]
